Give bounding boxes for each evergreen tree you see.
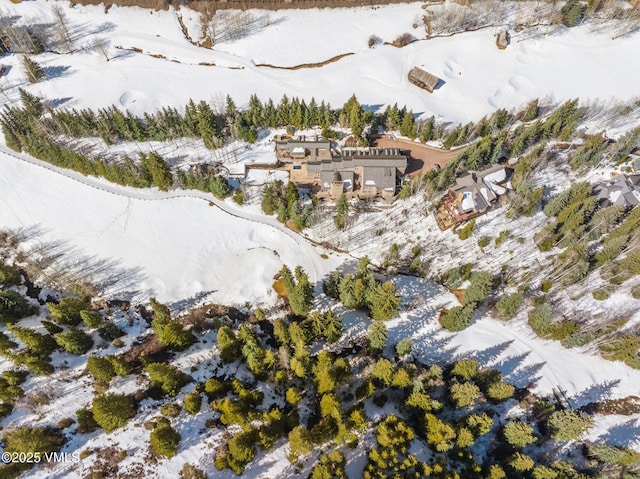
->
[367,281,400,321]
[140,152,173,191]
[92,393,134,432]
[7,325,56,355]
[367,321,388,351]
[146,362,183,396]
[503,421,537,448]
[547,409,593,440]
[87,355,116,383]
[54,327,93,355]
[450,382,481,408]
[150,417,181,458]
[323,311,343,343]
[22,56,45,83]
[400,110,417,139]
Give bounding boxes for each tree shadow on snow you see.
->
[598,418,640,448]
[44,65,71,79]
[170,290,218,315]
[570,380,621,408]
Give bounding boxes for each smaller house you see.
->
[450,164,512,215]
[434,164,513,230]
[408,67,441,93]
[593,174,640,208]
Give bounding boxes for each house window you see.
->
[293,165,302,170]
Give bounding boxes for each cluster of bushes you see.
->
[149,298,195,351]
[44,98,225,147]
[508,168,545,219]
[261,180,310,230]
[325,258,401,321]
[235,94,336,143]
[440,271,494,331]
[0,290,35,323]
[1,90,234,196]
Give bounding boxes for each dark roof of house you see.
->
[594,174,640,207]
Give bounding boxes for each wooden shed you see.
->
[496,30,509,50]
[408,67,441,93]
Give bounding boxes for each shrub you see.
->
[451,359,478,380]
[495,230,509,247]
[161,403,182,418]
[478,236,490,248]
[0,290,34,323]
[98,322,124,342]
[150,417,181,458]
[180,463,207,479]
[503,421,537,448]
[495,293,524,320]
[54,327,93,355]
[3,426,65,454]
[80,310,103,328]
[0,261,19,286]
[561,0,585,27]
[146,363,184,396]
[393,32,414,47]
[541,279,553,292]
[457,219,475,240]
[47,297,88,325]
[632,286,640,299]
[547,409,594,440]
[57,417,74,429]
[464,272,494,305]
[395,338,413,357]
[450,382,481,408]
[440,305,475,332]
[0,402,13,418]
[592,288,610,301]
[92,393,135,432]
[184,391,202,415]
[204,378,229,399]
[87,355,116,383]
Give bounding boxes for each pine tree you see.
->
[367,321,388,351]
[140,153,173,191]
[547,409,593,440]
[503,421,537,448]
[92,393,134,432]
[54,327,93,355]
[87,355,116,383]
[450,382,481,408]
[22,56,45,83]
[367,281,400,321]
[323,311,343,343]
[150,417,181,458]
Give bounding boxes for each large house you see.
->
[593,174,640,208]
[275,136,407,200]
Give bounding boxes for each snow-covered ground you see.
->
[0,2,639,124]
[0,146,344,306]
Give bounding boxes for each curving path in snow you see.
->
[0,145,346,305]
